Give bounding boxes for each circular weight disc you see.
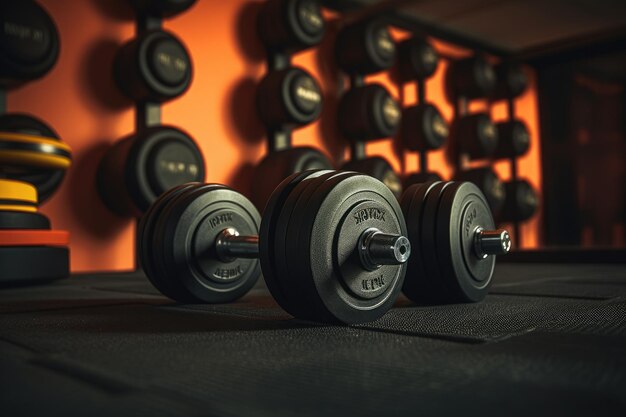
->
[259,169,332,318]
[341,156,402,199]
[0,211,50,230]
[276,170,343,319]
[139,182,203,301]
[437,182,495,302]
[0,131,72,169]
[0,114,65,203]
[403,171,443,189]
[0,246,68,286]
[400,181,447,304]
[288,71,323,118]
[419,181,454,299]
[0,179,38,209]
[157,185,261,303]
[305,174,408,323]
[0,229,69,247]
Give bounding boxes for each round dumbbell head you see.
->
[114,30,192,103]
[341,156,402,199]
[400,103,448,151]
[453,113,498,159]
[258,0,325,54]
[335,19,395,75]
[397,37,439,81]
[493,63,528,100]
[500,179,538,222]
[338,83,401,141]
[261,171,408,323]
[97,125,205,217]
[448,55,496,99]
[251,146,333,210]
[494,120,530,159]
[128,0,197,17]
[139,183,262,303]
[0,114,68,203]
[0,1,60,87]
[403,171,443,189]
[257,67,323,128]
[455,168,505,215]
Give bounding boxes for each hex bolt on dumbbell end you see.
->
[358,228,411,271]
[473,227,511,259]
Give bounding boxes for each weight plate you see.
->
[400,181,446,303]
[341,156,402,199]
[335,19,395,75]
[436,182,495,302]
[0,229,68,247]
[0,131,72,169]
[0,1,59,85]
[139,182,202,301]
[397,37,439,81]
[276,170,341,319]
[0,179,38,205]
[0,246,68,286]
[403,171,443,189]
[338,83,400,141]
[493,63,528,99]
[251,147,332,210]
[419,181,453,298]
[400,103,448,152]
[501,180,538,222]
[494,120,530,159]
[259,170,330,317]
[300,174,407,323]
[294,0,325,38]
[0,211,49,230]
[156,184,262,303]
[0,114,66,203]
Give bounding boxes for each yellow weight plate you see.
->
[0,179,38,204]
[0,131,72,170]
[0,150,71,169]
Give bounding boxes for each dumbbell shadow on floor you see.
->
[139,171,510,324]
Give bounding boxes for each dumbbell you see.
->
[400,103,448,153]
[447,55,496,99]
[114,29,192,103]
[455,168,505,215]
[500,179,538,222]
[400,180,510,303]
[335,19,396,75]
[493,120,530,159]
[252,0,332,210]
[0,114,71,203]
[139,170,411,324]
[492,63,528,100]
[128,0,197,17]
[452,113,499,159]
[0,179,69,284]
[0,1,60,87]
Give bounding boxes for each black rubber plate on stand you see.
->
[0,246,68,285]
[0,211,50,230]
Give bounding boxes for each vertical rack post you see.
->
[416,77,428,173]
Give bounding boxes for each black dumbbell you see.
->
[452,113,498,159]
[114,29,192,103]
[139,170,411,324]
[339,84,401,141]
[500,179,538,222]
[0,1,60,87]
[448,55,496,99]
[455,168,505,215]
[258,0,325,55]
[97,126,205,217]
[492,63,528,100]
[396,37,439,82]
[128,0,197,17]
[403,171,443,189]
[0,114,71,203]
[335,19,395,75]
[400,103,448,152]
[400,180,510,304]
[493,120,530,159]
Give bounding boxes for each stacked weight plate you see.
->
[0,179,69,285]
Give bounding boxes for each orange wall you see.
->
[6,1,542,273]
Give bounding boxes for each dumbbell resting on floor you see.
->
[139,170,410,324]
